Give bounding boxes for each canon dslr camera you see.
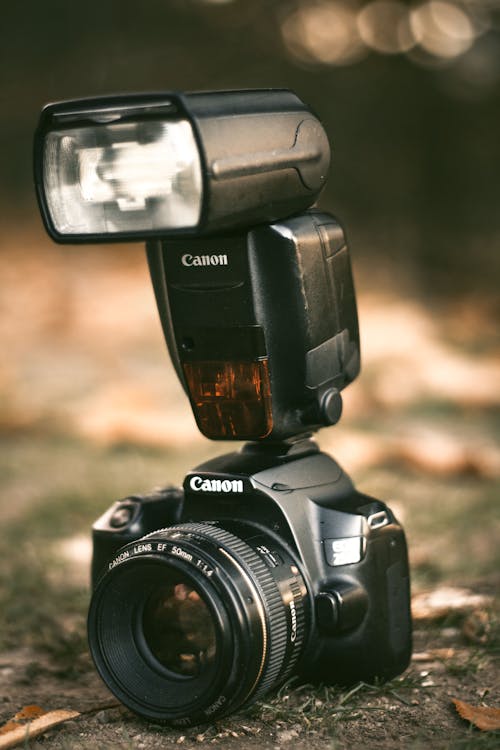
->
[89,440,411,726]
[34,89,412,726]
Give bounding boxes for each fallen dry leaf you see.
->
[412,648,456,662]
[462,610,491,644]
[0,706,80,750]
[453,699,500,731]
[412,587,493,621]
[0,705,46,736]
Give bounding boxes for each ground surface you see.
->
[0,435,498,750]
[0,625,498,750]
[0,241,498,748]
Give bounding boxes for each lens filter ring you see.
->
[88,522,306,726]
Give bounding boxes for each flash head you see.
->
[34,90,331,242]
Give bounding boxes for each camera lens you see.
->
[88,522,308,726]
[142,574,216,677]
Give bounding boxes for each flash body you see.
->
[89,440,412,726]
[147,210,360,441]
[34,89,330,241]
[34,89,358,442]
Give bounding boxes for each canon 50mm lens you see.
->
[88,522,308,726]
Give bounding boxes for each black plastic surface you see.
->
[146,210,360,441]
[92,447,412,702]
[34,89,330,242]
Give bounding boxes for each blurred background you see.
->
[0,0,499,613]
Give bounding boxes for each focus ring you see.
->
[281,577,306,677]
[162,523,290,701]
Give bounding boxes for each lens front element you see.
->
[88,523,307,726]
[142,575,216,677]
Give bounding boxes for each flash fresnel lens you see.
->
[44,119,202,235]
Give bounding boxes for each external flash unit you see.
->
[35,89,411,727]
[35,90,330,240]
[35,89,358,441]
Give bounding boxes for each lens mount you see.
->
[88,522,307,726]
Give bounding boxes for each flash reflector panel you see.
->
[44,120,202,235]
[35,90,331,242]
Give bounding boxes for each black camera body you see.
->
[90,439,411,726]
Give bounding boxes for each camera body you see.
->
[90,440,411,725]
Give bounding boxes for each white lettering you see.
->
[196,559,214,577]
[204,694,227,716]
[189,476,244,494]
[108,550,130,569]
[181,253,228,268]
[171,546,193,562]
[133,543,152,554]
[190,476,203,491]
[331,537,363,566]
[290,600,297,643]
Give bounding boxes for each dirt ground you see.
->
[0,238,498,748]
[0,601,498,750]
[0,432,497,750]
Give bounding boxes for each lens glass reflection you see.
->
[142,574,216,677]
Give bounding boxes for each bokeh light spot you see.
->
[357,1,415,54]
[410,1,477,60]
[281,1,367,67]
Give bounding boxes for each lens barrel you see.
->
[88,522,307,726]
